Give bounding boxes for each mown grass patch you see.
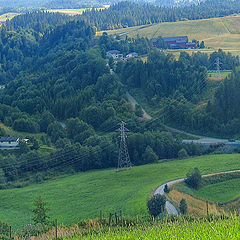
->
[195,178,240,203]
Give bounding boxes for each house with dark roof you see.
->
[0,137,19,149]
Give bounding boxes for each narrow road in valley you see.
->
[126,92,240,145]
[126,92,152,120]
[154,169,240,215]
[163,125,240,145]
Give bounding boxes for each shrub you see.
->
[32,196,50,226]
[13,118,40,133]
[178,148,189,159]
[185,167,202,189]
[164,184,170,193]
[179,198,188,214]
[143,146,158,164]
[147,194,166,217]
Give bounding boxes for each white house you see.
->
[126,52,138,58]
[0,137,19,149]
[106,50,123,60]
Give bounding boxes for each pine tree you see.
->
[32,196,50,225]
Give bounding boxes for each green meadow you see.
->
[0,13,19,23]
[195,178,240,203]
[1,154,240,229]
[99,14,240,56]
[48,5,110,15]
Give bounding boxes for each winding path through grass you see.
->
[159,169,240,215]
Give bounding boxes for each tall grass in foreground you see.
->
[63,216,240,240]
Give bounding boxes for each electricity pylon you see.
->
[215,57,222,79]
[117,121,132,171]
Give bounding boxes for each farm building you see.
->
[152,36,197,49]
[163,36,189,48]
[106,50,123,59]
[126,52,138,58]
[0,137,19,149]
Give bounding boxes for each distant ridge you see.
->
[0,0,206,9]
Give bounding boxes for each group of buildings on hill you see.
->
[107,36,203,61]
[106,50,138,60]
[152,36,200,49]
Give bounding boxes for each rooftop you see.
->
[0,137,19,142]
[163,36,188,42]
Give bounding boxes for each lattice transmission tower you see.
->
[117,121,132,171]
[215,57,222,79]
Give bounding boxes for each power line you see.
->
[215,57,222,79]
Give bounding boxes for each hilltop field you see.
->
[48,5,110,15]
[0,13,19,23]
[2,153,240,229]
[98,14,240,56]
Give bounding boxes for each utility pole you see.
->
[215,57,222,79]
[117,121,132,171]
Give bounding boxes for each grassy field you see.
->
[208,71,232,81]
[168,175,240,216]
[2,154,240,229]
[0,123,45,140]
[48,8,88,15]
[48,5,110,15]
[195,178,240,202]
[0,123,55,153]
[0,13,19,23]
[99,14,240,56]
[64,216,240,240]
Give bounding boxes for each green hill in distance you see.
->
[100,14,240,56]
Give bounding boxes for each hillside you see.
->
[2,154,240,229]
[0,0,205,8]
[102,14,240,56]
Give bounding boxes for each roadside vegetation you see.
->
[47,216,240,240]
[167,170,240,217]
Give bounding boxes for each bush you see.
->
[147,194,166,217]
[185,167,202,189]
[32,196,50,226]
[178,148,189,159]
[143,146,158,164]
[179,198,188,214]
[135,104,143,117]
[13,118,40,133]
[164,184,170,193]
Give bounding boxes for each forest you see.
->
[0,7,239,187]
[79,0,240,30]
[0,12,203,187]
